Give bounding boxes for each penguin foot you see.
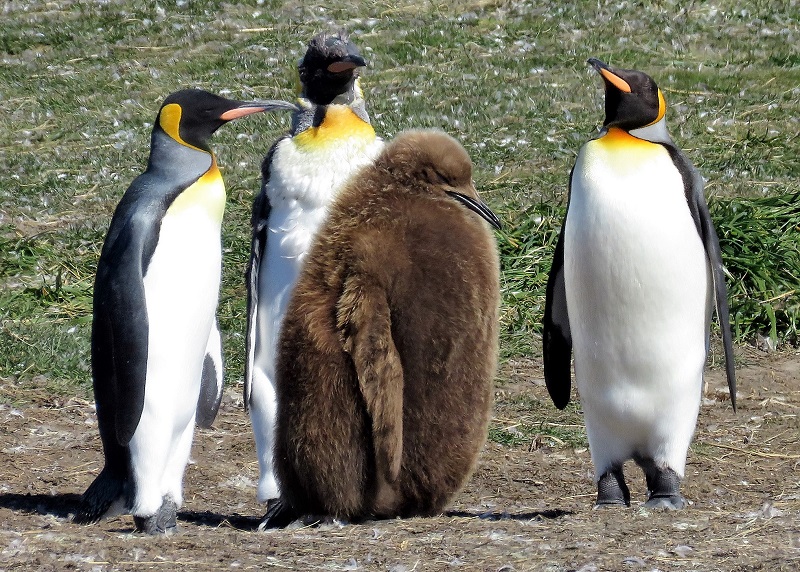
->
[595,466,630,508]
[635,457,687,510]
[258,498,299,530]
[134,498,178,535]
[644,495,688,510]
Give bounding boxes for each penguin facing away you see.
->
[75,89,296,534]
[265,129,501,526]
[244,30,385,511]
[543,59,737,509]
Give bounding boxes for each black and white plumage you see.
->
[543,59,736,509]
[75,89,294,533]
[244,31,384,508]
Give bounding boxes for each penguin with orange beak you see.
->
[75,89,295,533]
[544,60,736,509]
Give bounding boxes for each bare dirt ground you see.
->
[2,346,799,571]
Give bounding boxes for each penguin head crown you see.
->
[381,129,473,191]
[589,58,667,132]
[380,129,502,229]
[157,89,269,152]
[298,30,367,106]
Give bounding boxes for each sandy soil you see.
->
[1,346,799,571]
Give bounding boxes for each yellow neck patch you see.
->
[645,89,667,127]
[166,158,226,223]
[159,103,204,152]
[293,105,375,150]
[597,127,656,149]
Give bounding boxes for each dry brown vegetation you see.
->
[2,347,799,571]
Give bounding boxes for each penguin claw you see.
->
[133,498,178,535]
[644,495,688,510]
[258,498,298,530]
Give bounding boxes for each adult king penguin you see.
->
[269,129,501,526]
[543,59,737,509]
[75,89,295,534]
[244,31,385,512]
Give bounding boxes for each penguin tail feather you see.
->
[73,467,126,524]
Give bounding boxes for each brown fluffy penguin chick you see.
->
[273,129,501,524]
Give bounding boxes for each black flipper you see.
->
[243,137,285,411]
[666,146,737,411]
[543,220,573,410]
[196,319,224,428]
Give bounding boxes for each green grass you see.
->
[1,0,799,394]
[491,393,587,449]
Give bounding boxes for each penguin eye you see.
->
[432,168,453,186]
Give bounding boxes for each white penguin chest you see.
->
[143,175,225,346]
[266,134,384,262]
[564,131,710,382]
[254,128,383,365]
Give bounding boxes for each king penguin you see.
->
[75,89,295,533]
[268,129,501,526]
[543,59,737,509]
[244,30,385,513]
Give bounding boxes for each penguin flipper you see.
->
[196,318,224,428]
[243,184,272,412]
[671,148,737,411]
[543,224,573,410]
[338,274,404,487]
[92,216,153,446]
[244,138,285,411]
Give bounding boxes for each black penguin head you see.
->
[382,129,502,230]
[588,58,667,131]
[156,89,275,151]
[298,30,367,105]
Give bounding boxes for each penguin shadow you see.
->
[178,508,572,531]
[177,510,263,531]
[0,493,570,530]
[445,508,572,522]
[0,492,82,519]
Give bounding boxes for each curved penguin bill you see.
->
[542,61,737,412]
[445,191,502,230]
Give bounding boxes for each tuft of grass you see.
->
[713,193,800,346]
[490,394,587,450]
[495,200,564,358]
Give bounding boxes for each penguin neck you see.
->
[147,128,214,184]
[291,101,375,150]
[626,116,673,145]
